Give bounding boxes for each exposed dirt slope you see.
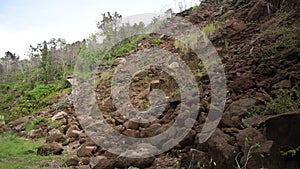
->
[3,0,300,169]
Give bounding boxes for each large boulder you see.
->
[37,143,63,156]
[265,109,300,148]
[264,109,300,168]
[236,128,273,169]
[206,129,238,169]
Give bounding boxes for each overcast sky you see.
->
[0,0,199,59]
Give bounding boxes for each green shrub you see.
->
[202,22,221,37]
[152,38,161,45]
[249,86,300,116]
[265,86,300,114]
[174,40,189,53]
[9,83,62,122]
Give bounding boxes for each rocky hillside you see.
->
[1,0,300,168]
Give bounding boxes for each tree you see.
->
[3,51,19,61]
[96,11,122,42]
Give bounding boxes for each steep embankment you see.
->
[2,0,300,168]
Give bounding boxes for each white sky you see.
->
[0,0,199,59]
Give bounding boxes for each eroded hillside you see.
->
[1,0,300,168]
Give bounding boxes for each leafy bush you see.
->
[249,86,300,116]
[0,81,33,123]
[265,86,300,114]
[9,83,61,121]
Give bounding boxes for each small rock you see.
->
[123,129,139,137]
[68,130,81,138]
[179,129,196,147]
[65,157,79,166]
[272,79,291,89]
[37,143,63,156]
[77,144,97,157]
[114,155,155,169]
[124,120,139,130]
[180,148,209,168]
[14,123,26,132]
[46,129,66,143]
[66,125,81,138]
[51,111,67,121]
[113,57,126,65]
[27,128,43,139]
[227,98,256,116]
[90,156,112,169]
[243,115,270,127]
[113,125,124,132]
[81,157,90,165]
[140,123,162,137]
[229,77,255,93]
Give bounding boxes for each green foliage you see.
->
[152,38,161,45]
[0,81,33,123]
[224,39,230,52]
[248,86,300,116]
[262,13,300,58]
[97,11,122,41]
[128,167,139,169]
[174,40,189,53]
[25,117,62,132]
[191,5,201,13]
[194,62,206,77]
[265,86,300,114]
[219,6,224,15]
[0,132,66,169]
[113,38,136,56]
[175,31,200,54]
[236,142,261,169]
[202,23,220,36]
[188,154,205,169]
[77,11,147,70]
[0,132,43,159]
[280,146,299,158]
[28,38,72,84]
[269,25,299,56]
[9,83,63,122]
